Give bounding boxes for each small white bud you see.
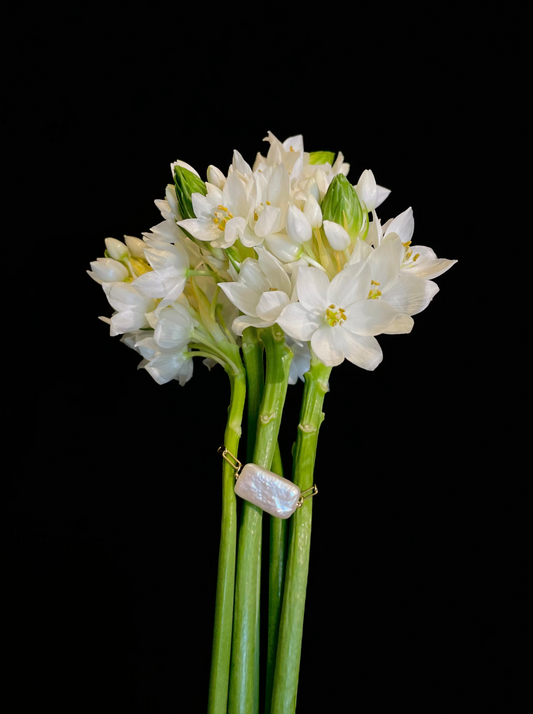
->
[303,194,322,228]
[105,237,130,260]
[207,165,226,189]
[264,233,303,263]
[286,205,312,245]
[124,235,147,259]
[89,258,129,283]
[323,221,351,251]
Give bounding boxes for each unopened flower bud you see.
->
[321,174,362,240]
[303,194,322,228]
[286,205,312,245]
[174,164,207,220]
[323,221,350,251]
[207,165,226,189]
[264,233,303,263]
[89,258,129,283]
[124,235,147,259]
[308,151,336,166]
[105,237,130,260]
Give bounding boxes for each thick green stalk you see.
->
[228,326,292,714]
[241,328,264,463]
[208,356,246,714]
[241,327,265,714]
[265,442,287,714]
[270,357,332,714]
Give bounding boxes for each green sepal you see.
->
[173,165,207,220]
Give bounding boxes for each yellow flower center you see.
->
[368,280,381,299]
[326,304,347,326]
[213,204,233,231]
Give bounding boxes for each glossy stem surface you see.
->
[228,326,292,714]
[270,357,332,714]
[208,348,246,714]
[265,442,287,714]
[241,327,265,714]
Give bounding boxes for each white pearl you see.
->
[235,463,301,519]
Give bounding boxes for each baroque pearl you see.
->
[235,463,301,519]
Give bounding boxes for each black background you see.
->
[7,12,530,713]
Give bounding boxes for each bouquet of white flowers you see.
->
[88,131,456,713]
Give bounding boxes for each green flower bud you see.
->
[173,165,207,220]
[320,174,363,240]
[308,151,336,166]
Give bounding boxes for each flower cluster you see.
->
[88,132,456,382]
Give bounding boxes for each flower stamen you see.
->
[326,304,345,326]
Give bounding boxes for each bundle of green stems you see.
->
[208,325,331,714]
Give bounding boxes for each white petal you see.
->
[255,290,291,321]
[144,245,188,278]
[256,247,292,295]
[382,275,440,315]
[403,251,458,279]
[110,310,148,334]
[232,150,253,178]
[124,235,147,258]
[367,236,403,293]
[268,163,290,208]
[223,216,246,247]
[323,221,351,251]
[282,134,304,152]
[131,270,167,298]
[327,262,370,308]
[90,258,129,283]
[162,275,188,303]
[218,282,261,316]
[385,207,414,244]
[375,185,391,209]
[277,302,322,341]
[231,314,274,337]
[303,194,322,228]
[239,258,270,294]
[255,205,281,237]
[105,237,129,260]
[207,165,226,188]
[240,225,264,248]
[383,313,415,334]
[311,325,345,366]
[105,283,153,312]
[171,159,200,178]
[296,266,329,313]
[146,352,191,385]
[146,219,182,243]
[366,215,383,248]
[154,305,194,349]
[355,169,378,211]
[344,300,412,336]
[348,238,373,265]
[177,217,219,242]
[224,171,250,218]
[286,205,312,244]
[190,192,214,219]
[264,234,303,263]
[336,331,383,370]
[134,336,158,359]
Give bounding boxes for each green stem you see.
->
[187,268,219,279]
[208,355,246,714]
[241,328,264,463]
[265,442,287,714]
[228,326,293,714]
[270,357,332,714]
[241,327,265,714]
